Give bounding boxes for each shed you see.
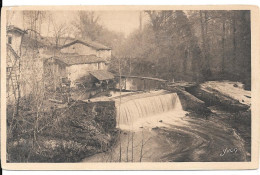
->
[89,70,114,81]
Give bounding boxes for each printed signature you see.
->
[220,148,238,156]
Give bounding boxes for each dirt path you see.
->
[83,109,249,162]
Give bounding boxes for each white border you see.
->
[2,0,260,6]
[2,0,260,175]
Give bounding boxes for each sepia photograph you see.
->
[1,5,259,170]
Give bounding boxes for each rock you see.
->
[233,84,238,87]
[186,84,249,112]
[159,120,163,122]
[167,86,211,115]
[49,98,64,104]
[152,126,159,130]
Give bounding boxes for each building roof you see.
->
[61,39,111,51]
[89,70,114,81]
[7,25,27,35]
[43,37,75,47]
[51,54,106,65]
[6,26,111,52]
[115,75,168,82]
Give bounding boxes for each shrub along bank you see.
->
[7,101,117,162]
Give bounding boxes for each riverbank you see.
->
[7,101,118,162]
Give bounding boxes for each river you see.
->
[83,90,249,162]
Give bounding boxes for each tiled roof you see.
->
[89,70,114,81]
[7,26,111,52]
[7,26,26,35]
[61,39,111,50]
[43,37,75,47]
[52,54,106,65]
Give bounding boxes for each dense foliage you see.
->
[107,11,251,89]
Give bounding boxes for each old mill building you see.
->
[6,25,114,103]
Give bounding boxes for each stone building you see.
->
[6,26,27,103]
[43,39,113,90]
[6,25,114,102]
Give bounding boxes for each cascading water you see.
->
[115,90,186,130]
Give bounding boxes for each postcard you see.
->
[1,5,259,170]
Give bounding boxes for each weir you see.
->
[114,90,185,130]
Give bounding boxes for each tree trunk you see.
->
[199,11,206,62]
[232,12,237,75]
[221,19,226,75]
[199,11,211,80]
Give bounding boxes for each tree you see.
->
[119,10,203,82]
[117,10,251,87]
[74,11,102,41]
[198,11,212,80]
[50,16,72,49]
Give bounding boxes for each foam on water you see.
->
[115,91,187,131]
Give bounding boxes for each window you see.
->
[6,67,12,73]
[98,63,100,70]
[8,36,12,45]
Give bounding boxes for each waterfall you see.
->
[115,91,185,130]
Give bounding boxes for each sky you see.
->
[96,11,148,36]
[7,10,149,37]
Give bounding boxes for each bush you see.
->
[7,101,117,162]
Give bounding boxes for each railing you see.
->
[114,75,168,82]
